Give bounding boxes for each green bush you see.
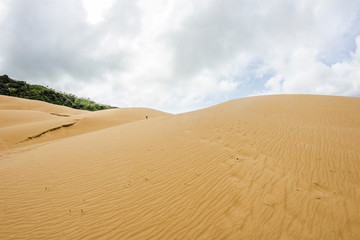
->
[0,75,115,111]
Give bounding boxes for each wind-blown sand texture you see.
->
[0,94,359,239]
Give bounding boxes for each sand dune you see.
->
[0,95,85,115]
[0,94,360,239]
[0,96,169,150]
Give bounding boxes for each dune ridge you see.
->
[0,94,360,239]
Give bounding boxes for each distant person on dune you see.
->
[146,116,148,120]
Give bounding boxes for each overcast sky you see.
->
[1,0,359,113]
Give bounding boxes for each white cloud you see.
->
[219,80,238,92]
[263,36,360,96]
[0,0,8,24]
[1,0,360,113]
[82,0,115,24]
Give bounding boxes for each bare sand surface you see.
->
[0,95,169,151]
[0,94,359,239]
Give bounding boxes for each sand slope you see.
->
[0,96,169,150]
[0,95,86,115]
[0,94,360,239]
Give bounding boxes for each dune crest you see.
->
[0,94,360,239]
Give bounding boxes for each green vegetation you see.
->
[0,75,116,111]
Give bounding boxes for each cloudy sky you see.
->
[0,0,359,113]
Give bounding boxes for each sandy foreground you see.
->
[0,94,359,239]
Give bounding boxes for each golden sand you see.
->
[0,94,359,239]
